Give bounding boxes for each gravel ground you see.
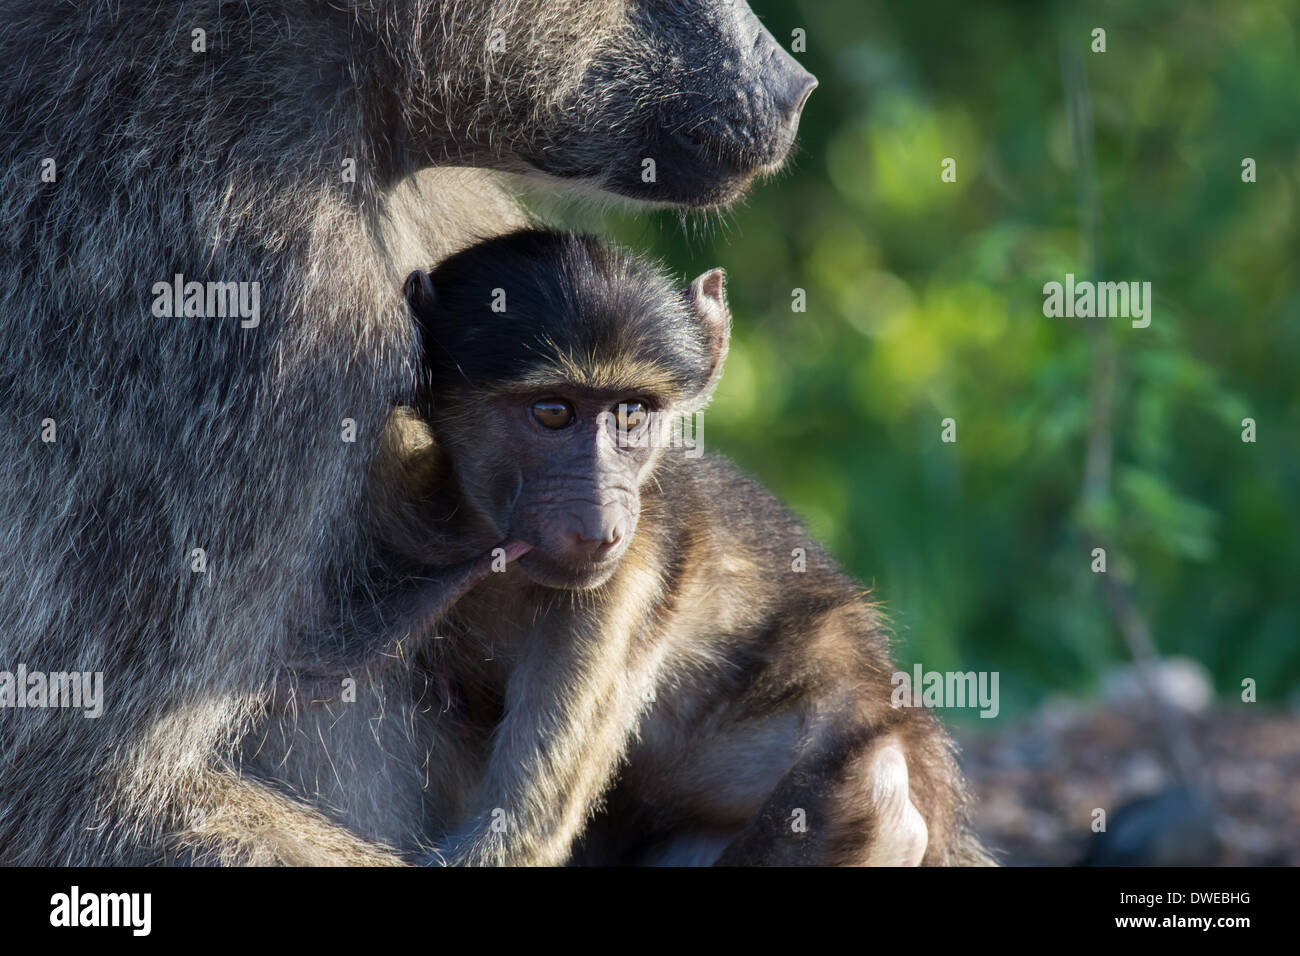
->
[957,702,1300,866]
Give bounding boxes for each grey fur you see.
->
[0,0,813,864]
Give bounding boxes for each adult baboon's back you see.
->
[0,0,815,863]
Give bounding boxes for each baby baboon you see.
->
[284,230,990,865]
[0,0,815,864]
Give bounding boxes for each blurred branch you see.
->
[1059,30,1205,791]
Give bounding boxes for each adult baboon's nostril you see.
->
[793,74,818,120]
[777,69,818,128]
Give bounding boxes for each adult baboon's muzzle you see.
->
[664,0,816,195]
[740,2,818,136]
[521,0,818,207]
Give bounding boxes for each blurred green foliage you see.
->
[553,0,1300,716]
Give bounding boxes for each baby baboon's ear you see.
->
[403,270,436,313]
[688,268,730,399]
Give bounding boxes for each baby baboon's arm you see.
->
[272,541,531,710]
[429,566,669,867]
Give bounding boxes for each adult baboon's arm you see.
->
[271,542,530,710]
[172,768,409,866]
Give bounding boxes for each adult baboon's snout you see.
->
[745,8,818,132]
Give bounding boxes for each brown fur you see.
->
[571,456,994,865]
[261,233,991,866]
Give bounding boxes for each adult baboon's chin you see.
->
[397,0,817,208]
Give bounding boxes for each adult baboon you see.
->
[0,0,814,864]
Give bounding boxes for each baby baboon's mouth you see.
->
[515,549,622,591]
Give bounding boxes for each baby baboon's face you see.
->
[480,387,665,591]
[404,231,732,591]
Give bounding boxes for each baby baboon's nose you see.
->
[564,530,621,564]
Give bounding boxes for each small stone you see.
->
[1101,656,1213,714]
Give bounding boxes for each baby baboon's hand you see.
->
[270,540,531,710]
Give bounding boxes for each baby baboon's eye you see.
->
[615,401,649,432]
[532,399,575,429]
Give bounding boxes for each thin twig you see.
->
[1059,27,1205,792]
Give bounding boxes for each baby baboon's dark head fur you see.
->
[398,0,817,206]
[404,230,728,589]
